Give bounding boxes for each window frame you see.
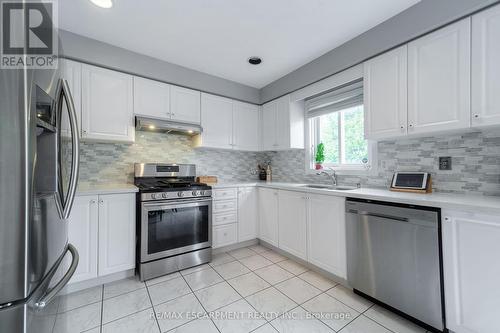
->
[305,105,377,174]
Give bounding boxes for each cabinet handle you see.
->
[99,199,104,204]
[474,114,479,119]
[90,199,96,204]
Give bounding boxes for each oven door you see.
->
[141,198,212,262]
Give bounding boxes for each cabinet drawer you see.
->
[213,223,237,248]
[213,199,237,213]
[213,211,237,226]
[213,188,237,200]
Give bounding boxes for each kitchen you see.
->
[1,0,499,333]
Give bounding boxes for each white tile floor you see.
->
[45,246,432,333]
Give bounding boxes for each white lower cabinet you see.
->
[97,193,136,276]
[307,194,346,278]
[213,224,238,248]
[67,195,99,283]
[238,187,258,242]
[67,193,135,283]
[258,188,279,246]
[442,210,500,333]
[278,190,307,260]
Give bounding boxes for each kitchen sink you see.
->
[300,184,357,191]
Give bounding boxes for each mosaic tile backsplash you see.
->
[79,129,500,196]
[266,130,500,196]
[78,131,265,184]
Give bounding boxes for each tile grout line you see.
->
[144,281,162,333]
[99,285,104,333]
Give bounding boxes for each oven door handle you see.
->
[142,198,212,209]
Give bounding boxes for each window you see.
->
[306,80,371,171]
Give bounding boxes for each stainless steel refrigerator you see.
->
[0,30,81,333]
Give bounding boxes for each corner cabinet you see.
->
[195,93,259,151]
[261,95,304,151]
[67,193,135,283]
[81,64,135,143]
[407,18,471,135]
[258,188,279,246]
[442,210,500,333]
[364,45,408,139]
[238,187,258,242]
[278,190,307,260]
[307,194,346,278]
[471,4,500,127]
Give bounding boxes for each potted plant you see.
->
[315,143,325,170]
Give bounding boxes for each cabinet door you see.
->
[408,18,471,135]
[258,188,279,246]
[98,193,135,276]
[364,46,408,139]
[307,194,346,278]
[133,76,170,119]
[60,59,82,138]
[278,190,307,260]
[261,101,277,151]
[238,187,257,242]
[472,5,500,127]
[81,64,135,142]
[199,93,233,149]
[171,86,201,124]
[67,195,99,283]
[275,95,291,149]
[233,102,259,151]
[442,211,500,333]
[213,223,238,249]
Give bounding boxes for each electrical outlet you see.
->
[439,156,452,170]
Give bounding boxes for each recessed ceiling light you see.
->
[148,125,155,130]
[187,130,194,134]
[248,57,262,65]
[89,0,113,9]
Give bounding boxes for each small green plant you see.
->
[315,142,325,164]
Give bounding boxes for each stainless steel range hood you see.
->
[135,116,202,136]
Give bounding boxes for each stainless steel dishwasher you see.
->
[346,198,445,332]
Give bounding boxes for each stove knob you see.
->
[192,191,197,196]
[162,193,167,198]
[177,191,184,198]
[151,193,157,199]
[199,190,205,196]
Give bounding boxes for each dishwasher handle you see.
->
[349,210,409,222]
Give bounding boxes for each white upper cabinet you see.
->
[364,45,408,139]
[261,95,304,151]
[170,86,201,124]
[81,64,135,142]
[133,76,170,119]
[472,4,500,127]
[258,188,279,246]
[278,190,307,260]
[196,93,259,150]
[407,18,471,135]
[442,210,500,333]
[198,93,233,149]
[233,101,260,151]
[238,187,258,242]
[307,194,346,278]
[98,193,135,276]
[60,59,82,138]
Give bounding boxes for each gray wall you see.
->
[260,0,500,103]
[59,30,260,104]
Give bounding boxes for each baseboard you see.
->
[212,238,258,254]
[60,269,135,295]
[257,239,348,287]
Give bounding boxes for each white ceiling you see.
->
[60,0,420,88]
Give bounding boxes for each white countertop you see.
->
[77,183,138,195]
[213,181,500,214]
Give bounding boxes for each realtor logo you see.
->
[1,1,58,68]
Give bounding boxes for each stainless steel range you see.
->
[134,163,212,281]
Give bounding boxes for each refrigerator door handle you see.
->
[57,79,80,219]
[34,243,79,310]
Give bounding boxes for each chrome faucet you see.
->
[317,168,337,186]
